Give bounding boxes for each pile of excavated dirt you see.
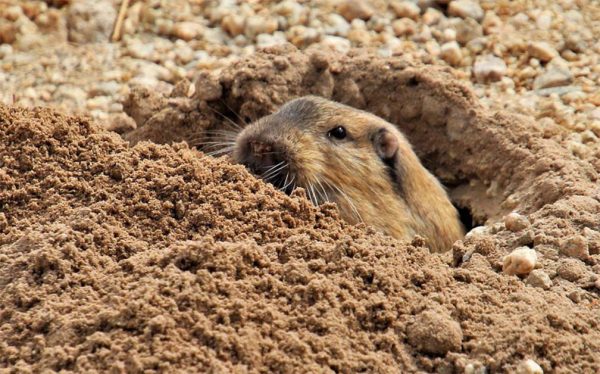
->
[1,46,600,373]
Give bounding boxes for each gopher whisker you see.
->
[315,179,330,203]
[282,173,295,192]
[260,161,285,180]
[325,181,362,222]
[263,162,288,181]
[205,105,244,132]
[219,98,249,127]
[206,146,235,157]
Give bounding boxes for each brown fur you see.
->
[232,96,464,252]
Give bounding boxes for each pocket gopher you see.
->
[232,96,464,252]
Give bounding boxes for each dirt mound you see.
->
[1,46,599,373]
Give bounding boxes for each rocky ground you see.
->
[2,0,599,128]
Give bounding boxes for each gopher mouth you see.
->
[234,135,299,195]
[241,158,297,196]
[267,168,296,195]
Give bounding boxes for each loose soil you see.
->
[1,46,599,373]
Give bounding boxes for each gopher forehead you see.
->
[277,96,381,134]
[274,97,322,129]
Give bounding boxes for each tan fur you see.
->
[233,96,464,252]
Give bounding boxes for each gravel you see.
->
[0,0,598,173]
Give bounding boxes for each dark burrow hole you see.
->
[456,204,475,232]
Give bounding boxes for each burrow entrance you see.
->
[123,45,598,251]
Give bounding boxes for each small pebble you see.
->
[464,362,487,374]
[560,235,589,260]
[392,18,417,37]
[582,228,600,255]
[533,67,572,90]
[503,247,537,276]
[66,0,116,43]
[287,26,320,48]
[221,14,245,37]
[443,28,456,42]
[474,55,507,82]
[517,359,543,374]
[337,0,374,22]
[465,226,488,239]
[482,11,502,34]
[455,18,483,45]
[448,0,484,22]
[525,269,552,289]
[0,44,13,59]
[390,1,421,20]
[504,212,530,232]
[88,81,121,97]
[172,22,203,41]
[193,73,222,101]
[440,41,462,66]
[422,8,443,26]
[256,32,287,48]
[536,11,552,30]
[126,42,155,60]
[86,95,111,110]
[568,290,582,303]
[528,42,558,62]
[564,33,587,53]
[320,35,352,53]
[323,14,351,36]
[244,15,278,39]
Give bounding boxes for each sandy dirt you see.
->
[1,45,599,373]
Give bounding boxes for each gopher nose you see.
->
[246,139,279,170]
[250,140,272,156]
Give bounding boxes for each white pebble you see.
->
[503,247,537,276]
[422,8,443,25]
[440,41,462,66]
[319,36,351,53]
[503,212,530,232]
[448,0,484,21]
[443,28,457,42]
[528,42,558,62]
[517,359,543,374]
[172,22,204,41]
[323,14,351,36]
[337,0,374,22]
[533,67,572,90]
[0,44,13,59]
[473,55,507,82]
[66,0,115,43]
[244,15,278,39]
[464,362,487,374]
[390,1,421,20]
[465,226,488,238]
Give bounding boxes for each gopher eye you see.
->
[327,126,347,140]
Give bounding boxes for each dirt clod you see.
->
[560,235,590,260]
[526,269,553,290]
[406,310,463,355]
[556,258,588,282]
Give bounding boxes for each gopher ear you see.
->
[373,128,399,161]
